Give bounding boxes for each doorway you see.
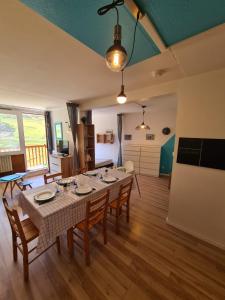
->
[22,113,48,170]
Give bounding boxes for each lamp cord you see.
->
[97,0,124,25]
[121,10,140,91]
[123,10,140,69]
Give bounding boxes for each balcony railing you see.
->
[25,144,48,170]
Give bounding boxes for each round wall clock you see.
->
[162,127,171,135]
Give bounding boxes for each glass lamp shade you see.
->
[117,85,127,104]
[117,95,127,104]
[135,122,150,130]
[106,45,127,72]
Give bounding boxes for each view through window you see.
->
[23,114,46,146]
[23,114,48,169]
[0,113,20,153]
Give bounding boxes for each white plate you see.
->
[102,176,117,183]
[85,170,98,176]
[34,190,55,202]
[75,185,93,195]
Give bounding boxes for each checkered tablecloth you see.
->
[18,169,132,253]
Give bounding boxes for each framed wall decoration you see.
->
[124,134,132,140]
[146,133,155,140]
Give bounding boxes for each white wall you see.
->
[92,110,118,164]
[168,68,225,249]
[123,106,177,146]
[93,95,177,164]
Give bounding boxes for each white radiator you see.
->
[0,156,12,173]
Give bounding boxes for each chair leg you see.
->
[3,182,9,196]
[103,220,107,244]
[28,184,32,189]
[23,253,29,281]
[67,228,74,257]
[135,174,141,197]
[56,236,61,254]
[126,201,130,223]
[10,181,13,199]
[115,208,120,234]
[15,181,22,191]
[12,233,17,262]
[84,231,90,266]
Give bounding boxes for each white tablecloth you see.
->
[18,169,132,253]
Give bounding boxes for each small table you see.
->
[0,172,27,198]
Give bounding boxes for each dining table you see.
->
[18,168,132,256]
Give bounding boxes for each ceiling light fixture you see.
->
[98,0,141,103]
[98,0,127,72]
[135,105,150,130]
[105,23,127,72]
[117,70,127,104]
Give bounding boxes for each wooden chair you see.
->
[71,190,109,265]
[117,161,141,197]
[109,179,133,234]
[77,167,87,174]
[2,197,60,281]
[44,172,62,184]
[168,173,172,189]
[18,180,32,191]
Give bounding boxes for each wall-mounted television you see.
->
[56,140,69,155]
[177,137,225,171]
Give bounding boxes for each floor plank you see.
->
[0,175,225,299]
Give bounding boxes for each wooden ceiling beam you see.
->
[125,0,167,53]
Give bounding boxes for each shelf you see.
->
[97,133,114,144]
[77,123,95,171]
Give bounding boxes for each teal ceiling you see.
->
[20,0,160,65]
[137,0,225,46]
[21,0,225,65]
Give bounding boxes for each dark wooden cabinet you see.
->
[77,124,95,171]
[0,154,26,176]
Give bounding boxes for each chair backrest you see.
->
[118,179,133,207]
[44,172,62,184]
[124,161,134,173]
[2,197,26,243]
[85,190,110,227]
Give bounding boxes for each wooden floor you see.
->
[1,175,225,300]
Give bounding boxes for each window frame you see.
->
[0,108,45,157]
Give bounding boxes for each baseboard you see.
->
[26,168,48,177]
[166,217,225,251]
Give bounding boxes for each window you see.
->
[22,114,46,146]
[0,113,20,153]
